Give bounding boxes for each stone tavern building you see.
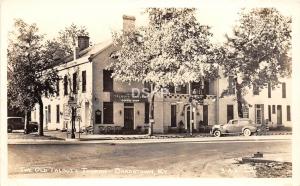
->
[31,15,292,134]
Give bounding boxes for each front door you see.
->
[227,105,234,122]
[277,105,282,125]
[255,104,264,124]
[124,106,134,130]
[203,105,208,125]
[186,106,195,131]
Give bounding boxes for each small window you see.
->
[82,71,86,93]
[282,83,286,98]
[73,72,77,94]
[287,105,291,121]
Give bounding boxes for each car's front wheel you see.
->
[213,130,221,137]
[243,128,251,136]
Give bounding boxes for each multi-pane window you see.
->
[82,71,86,93]
[176,85,187,94]
[103,70,113,92]
[73,72,77,94]
[56,105,60,123]
[287,105,291,121]
[268,83,271,98]
[253,84,259,95]
[228,76,235,94]
[64,75,68,95]
[103,102,113,124]
[282,83,286,98]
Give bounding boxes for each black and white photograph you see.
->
[0,0,300,186]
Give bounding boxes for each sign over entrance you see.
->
[112,92,148,103]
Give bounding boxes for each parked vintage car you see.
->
[210,118,266,137]
[7,117,38,133]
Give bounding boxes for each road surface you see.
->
[8,139,291,178]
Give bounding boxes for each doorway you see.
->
[171,104,177,127]
[227,105,234,122]
[203,105,208,125]
[186,106,194,130]
[124,103,134,130]
[255,104,264,124]
[277,105,282,125]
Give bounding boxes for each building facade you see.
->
[31,16,292,134]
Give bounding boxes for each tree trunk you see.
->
[38,96,44,136]
[148,92,155,136]
[24,110,29,134]
[235,79,243,118]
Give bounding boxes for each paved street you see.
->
[8,138,291,178]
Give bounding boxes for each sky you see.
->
[1,0,297,45]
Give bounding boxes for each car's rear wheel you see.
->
[243,128,251,136]
[213,130,221,137]
[7,126,12,133]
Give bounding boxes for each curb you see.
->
[8,135,292,145]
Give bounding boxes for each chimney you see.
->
[78,36,90,51]
[123,15,136,33]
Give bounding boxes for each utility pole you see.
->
[189,83,193,136]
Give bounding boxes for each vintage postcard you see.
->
[1,0,300,186]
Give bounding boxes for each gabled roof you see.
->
[66,39,113,63]
[56,39,113,70]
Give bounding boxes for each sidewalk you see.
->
[8,129,292,141]
[8,132,292,145]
